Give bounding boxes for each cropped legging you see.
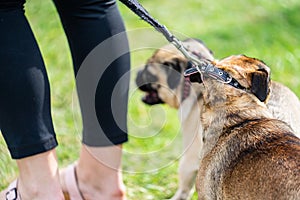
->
[0,0,130,159]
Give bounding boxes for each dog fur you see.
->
[192,56,300,199]
[136,39,300,200]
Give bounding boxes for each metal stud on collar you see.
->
[192,61,246,90]
[120,0,245,91]
[194,61,233,84]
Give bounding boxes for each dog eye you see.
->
[162,62,172,67]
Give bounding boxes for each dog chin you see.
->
[142,91,164,105]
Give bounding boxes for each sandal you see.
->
[4,180,21,200]
[60,164,84,200]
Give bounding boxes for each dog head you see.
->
[185,54,271,103]
[136,38,214,108]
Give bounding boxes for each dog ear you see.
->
[251,68,270,102]
[166,58,183,89]
[183,38,214,60]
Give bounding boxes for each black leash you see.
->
[120,0,244,90]
[119,0,205,67]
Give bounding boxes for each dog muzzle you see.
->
[136,70,164,105]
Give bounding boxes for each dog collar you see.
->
[184,60,246,91]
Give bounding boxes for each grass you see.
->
[1,0,300,199]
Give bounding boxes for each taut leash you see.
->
[119,0,206,67]
[120,0,241,87]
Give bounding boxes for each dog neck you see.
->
[197,81,273,198]
[181,77,191,102]
[200,80,272,144]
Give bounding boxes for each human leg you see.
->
[60,145,126,200]
[77,145,125,199]
[53,0,130,199]
[0,1,63,199]
[15,150,63,200]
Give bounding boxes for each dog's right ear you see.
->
[183,38,214,61]
[251,68,270,102]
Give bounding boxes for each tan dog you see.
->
[136,40,300,200]
[184,56,300,199]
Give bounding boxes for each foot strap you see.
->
[6,180,21,200]
[65,164,84,200]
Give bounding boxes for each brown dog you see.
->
[136,40,300,199]
[184,55,300,199]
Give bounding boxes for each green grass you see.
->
[1,0,300,199]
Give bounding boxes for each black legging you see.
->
[0,0,130,159]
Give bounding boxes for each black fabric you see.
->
[0,0,25,9]
[53,0,130,146]
[0,5,58,159]
[0,0,130,158]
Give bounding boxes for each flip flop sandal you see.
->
[5,180,21,200]
[61,164,84,200]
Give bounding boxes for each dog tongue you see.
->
[142,91,162,105]
[143,91,157,101]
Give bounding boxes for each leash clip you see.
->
[195,61,233,84]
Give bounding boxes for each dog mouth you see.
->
[141,87,164,105]
[137,83,164,105]
[136,69,165,105]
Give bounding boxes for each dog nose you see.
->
[136,70,148,91]
[136,70,155,92]
[135,70,144,87]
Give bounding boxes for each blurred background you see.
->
[0,0,299,199]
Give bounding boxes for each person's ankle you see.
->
[76,167,126,200]
[18,178,64,200]
[16,151,64,200]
